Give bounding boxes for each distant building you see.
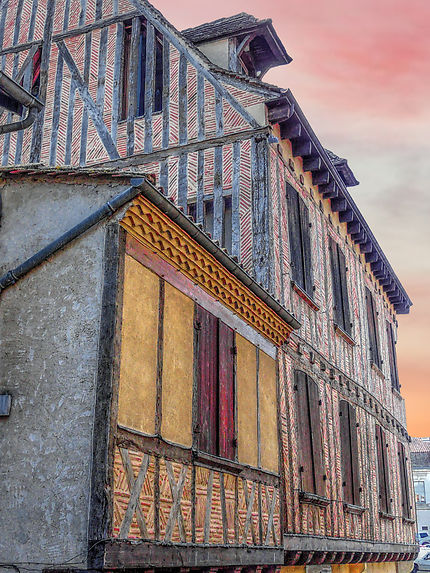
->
[412,438,430,535]
[0,1,417,572]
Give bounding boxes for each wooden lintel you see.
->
[353,233,367,245]
[379,277,392,286]
[339,209,354,223]
[371,260,384,273]
[320,180,338,198]
[330,197,347,212]
[312,170,330,186]
[292,139,313,158]
[303,156,322,171]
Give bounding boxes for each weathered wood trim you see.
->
[242,480,257,544]
[178,52,188,145]
[78,31,92,166]
[111,22,124,145]
[0,0,9,51]
[119,448,150,538]
[154,278,165,436]
[87,224,126,568]
[144,22,155,153]
[96,26,109,113]
[159,158,168,194]
[126,17,140,156]
[64,85,76,165]
[161,37,170,149]
[204,469,215,542]
[49,52,64,165]
[164,461,188,542]
[56,40,121,161]
[256,348,261,469]
[219,472,229,544]
[51,11,140,42]
[213,145,223,243]
[177,152,188,212]
[215,91,223,137]
[95,126,269,169]
[104,541,285,569]
[197,71,205,141]
[231,140,240,260]
[196,149,204,224]
[274,153,285,304]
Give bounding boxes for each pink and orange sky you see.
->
[156,0,430,435]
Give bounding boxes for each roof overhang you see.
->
[267,92,412,314]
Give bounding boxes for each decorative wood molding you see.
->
[298,491,330,507]
[291,281,320,312]
[120,196,293,345]
[334,323,356,346]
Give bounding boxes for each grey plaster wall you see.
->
[0,178,130,569]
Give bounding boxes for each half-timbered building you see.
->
[0,1,417,572]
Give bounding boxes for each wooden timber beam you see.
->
[360,241,373,254]
[292,139,312,158]
[347,220,361,234]
[319,180,338,198]
[371,261,384,273]
[303,156,322,171]
[365,250,379,263]
[330,197,347,212]
[268,103,294,123]
[280,117,302,140]
[339,209,354,223]
[312,170,330,186]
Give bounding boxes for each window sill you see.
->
[379,511,396,521]
[193,450,279,486]
[299,491,330,507]
[371,362,385,379]
[334,323,356,346]
[402,517,415,525]
[291,281,320,312]
[344,503,366,515]
[392,387,402,398]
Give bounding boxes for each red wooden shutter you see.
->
[307,377,325,497]
[295,370,315,493]
[339,400,354,504]
[218,321,235,459]
[196,305,218,456]
[286,184,305,290]
[398,441,411,518]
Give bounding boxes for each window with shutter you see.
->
[286,184,313,296]
[387,321,400,391]
[295,371,325,496]
[195,305,235,459]
[339,400,361,505]
[187,197,232,253]
[375,424,391,514]
[329,238,351,335]
[398,441,411,519]
[365,287,382,369]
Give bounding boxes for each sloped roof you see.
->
[326,149,359,187]
[182,13,261,43]
[411,438,430,453]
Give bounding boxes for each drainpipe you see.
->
[0,71,44,135]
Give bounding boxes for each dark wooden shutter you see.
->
[398,441,411,518]
[196,305,218,456]
[299,197,313,295]
[154,33,163,113]
[365,287,381,369]
[307,377,325,497]
[376,424,391,514]
[286,184,305,289]
[348,405,361,505]
[218,321,235,459]
[329,238,344,328]
[387,321,400,391]
[339,400,354,504]
[337,246,351,334]
[295,370,315,493]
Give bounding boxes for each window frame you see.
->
[398,441,412,519]
[386,320,400,391]
[375,424,391,515]
[339,400,361,506]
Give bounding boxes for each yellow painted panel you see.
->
[237,334,258,467]
[161,283,194,446]
[259,350,278,473]
[118,255,159,434]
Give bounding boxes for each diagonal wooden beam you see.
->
[164,461,188,542]
[204,470,215,543]
[264,485,277,545]
[56,39,120,160]
[242,479,257,544]
[119,448,149,538]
